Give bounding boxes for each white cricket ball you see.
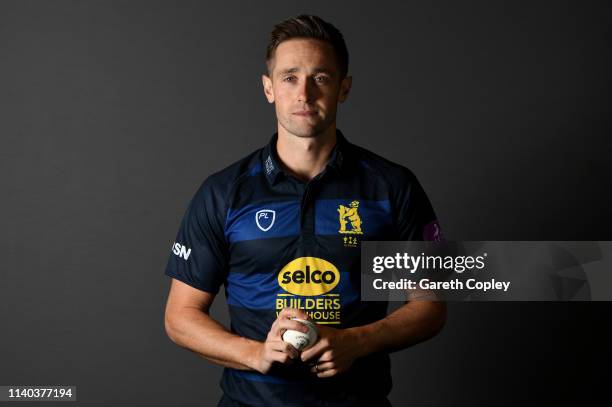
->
[281,318,318,351]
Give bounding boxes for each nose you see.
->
[297,78,316,103]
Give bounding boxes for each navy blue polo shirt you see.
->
[165,130,442,407]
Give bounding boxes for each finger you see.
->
[315,350,333,363]
[275,319,310,335]
[301,341,325,362]
[272,324,302,339]
[316,368,338,378]
[269,319,279,337]
[268,350,292,364]
[309,361,334,373]
[268,340,299,359]
[278,307,310,321]
[277,307,299,319]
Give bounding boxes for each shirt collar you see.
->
[262,129,349,185]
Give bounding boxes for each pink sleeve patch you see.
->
[423,220,444,241]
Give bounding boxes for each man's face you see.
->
[262,38,352,138]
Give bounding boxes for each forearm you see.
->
[349,300,446,357]
[166,306,261,371]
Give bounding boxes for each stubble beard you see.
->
[279,111,336,139]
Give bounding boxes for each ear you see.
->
[262,74,275,103]
[338,75,352,103]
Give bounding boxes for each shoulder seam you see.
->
[221,149,264,232]
[353,145,396,202]
[352,145,407,235]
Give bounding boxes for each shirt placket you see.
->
[298,174,323,247]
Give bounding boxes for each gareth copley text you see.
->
[373,278,511,292]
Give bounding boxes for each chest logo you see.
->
[255,209,276,232]
[278,257,340,296]
[338,200,363,235]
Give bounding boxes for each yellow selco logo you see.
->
[278,257,340,296]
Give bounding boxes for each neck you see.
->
[275,124,337,182]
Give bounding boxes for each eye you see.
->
[283,75,297,82]
[314,76,330,83]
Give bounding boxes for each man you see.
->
[164,15,446,407]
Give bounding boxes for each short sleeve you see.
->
[393,168,444,241]
[164,177,229,293]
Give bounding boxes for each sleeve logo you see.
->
[423,220,443,242]
[172,242,192,260]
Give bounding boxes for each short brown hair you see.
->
[266,15,349,78]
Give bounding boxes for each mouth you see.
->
[293,111,318,117]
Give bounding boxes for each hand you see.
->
[252,307,311,374]
[300,325,363,378]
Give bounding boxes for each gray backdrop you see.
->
[1,1,610,406]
